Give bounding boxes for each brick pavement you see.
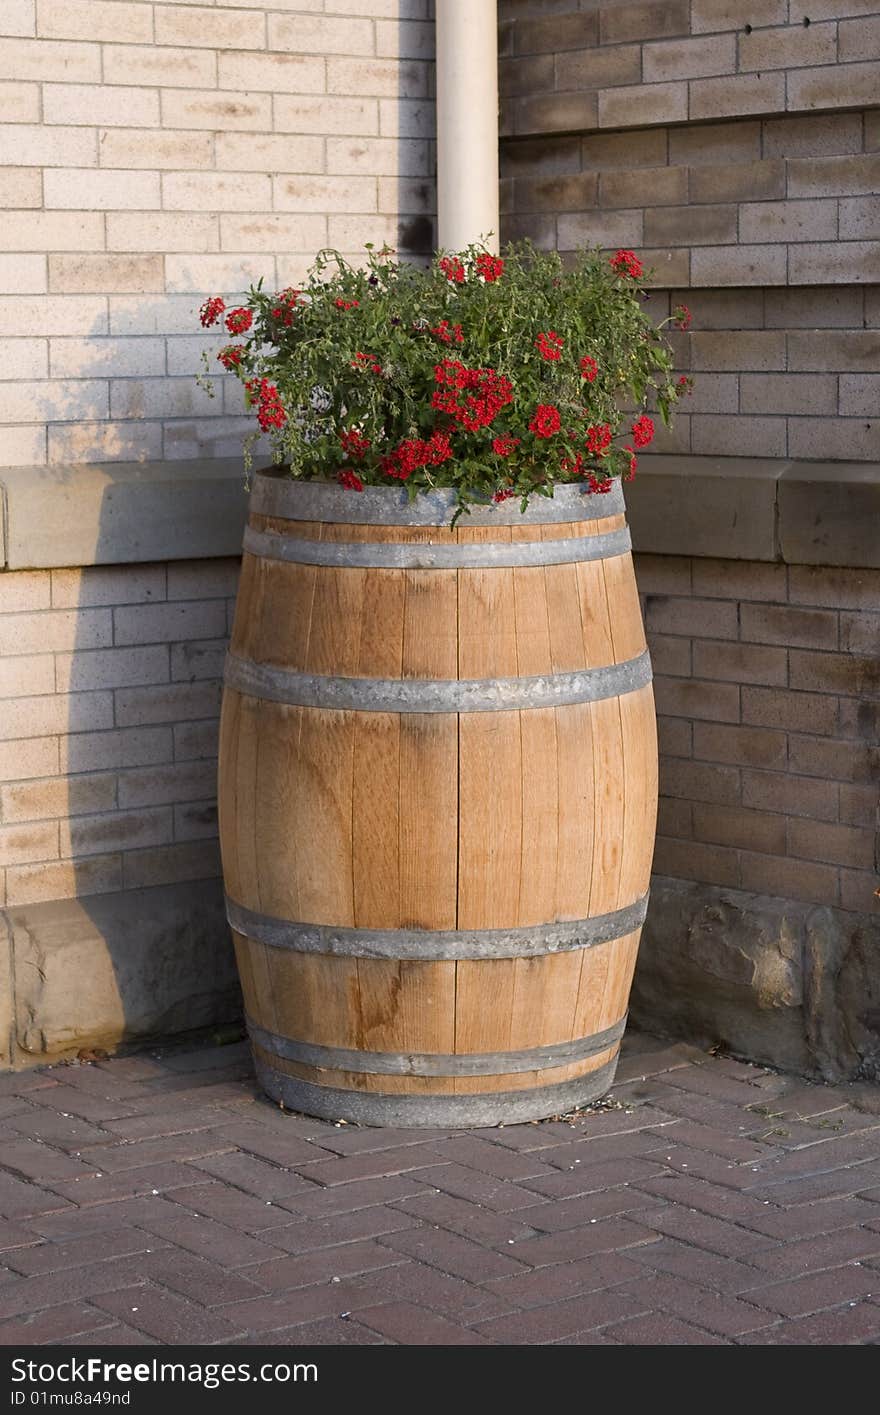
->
[1,1029,879,1347]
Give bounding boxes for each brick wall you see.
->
[500,0,880,462]
[0,557,239,910]
[639,554,879,918]
[0,0,436,468]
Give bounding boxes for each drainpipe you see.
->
[435,0,500,255]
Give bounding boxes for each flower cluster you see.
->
[245,378,287,432]
[431,359,514,432]
[535,330,563,362]
[199,296,225,328]
[196,240,689,516]
[339,428,371,460]
[610,249,644,279]
[430,319,464,345]
[379,430,453,481]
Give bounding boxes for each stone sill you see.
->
[1,455,877,571]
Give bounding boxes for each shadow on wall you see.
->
[5,0,440,1068]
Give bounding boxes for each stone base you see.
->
[0,880,241,1070]
[632,876,880,1084]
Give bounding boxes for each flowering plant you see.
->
[198,241,692,517]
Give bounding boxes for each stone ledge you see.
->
[627,455,880,568]
[631,876,880,1083]
[0,879,241,1070]
[0,458,249,570]
[1,455,877,570]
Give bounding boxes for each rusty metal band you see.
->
[250,472,626,525]
[246,1014,627,1077]
[242,523,632,570]
[252,1057,621,1127]
[226,891,648,961]
[223,647,652,714]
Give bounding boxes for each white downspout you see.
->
[435,0,500,255]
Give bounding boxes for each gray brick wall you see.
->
[0,558,236,907]
[0,1,436,469]
[500,1,880,463]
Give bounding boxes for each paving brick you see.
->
[477,1286,644,1343]
[0,1301,118,1346]
[500,1215,660,1270]
[351,1302,491,1345]
[91,1284,243,1344]
[390,1192,539,1248]
[0,1255,149,1321]
[483,1249,646,1309]
[376,1226,526,1284]
[746,1264,879,1318]
[426,1135,559,1183]
[740,1300,880,1345]
[606,1311,730,1343]
[634,1205,770,1260]
[294,1145,445,1189]
[5,1228,160,1277]
[749,1227,880,1279]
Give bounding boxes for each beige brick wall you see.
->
[638,554,879,916]
[500,0,880,462]
[0,556,238,908]
[0,1,436,468]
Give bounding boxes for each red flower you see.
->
[379,430,453,481]
[529,404,562,438]
[351,351,383,374]
[493,487,517,502]
[610,249,643,279]
[586,423,612,457]
[430,319,464,345]
[631,414,654,448]
[338,469,364,492]
[245,377,287,431]
[624,445,637,481]
[199,296,225,328]
[225,307,252,336]
[579,355,598,383]
[673,303,692,331]
[492,435,520,457]
[476,253,504,283]
[587,473,614,494]
[432,359,513,432]
[439,255,465,284]
[270,288,300,327]
[535,330,563,362]
[335,298,359,310]
[217,345,244,370]
[339,428,371,460]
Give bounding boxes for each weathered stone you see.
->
[778,462,880,570]
[0,459,249,570]
[632,877,880,1082]
[3,880,240,1066]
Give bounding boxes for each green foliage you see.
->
[198,241,690,512]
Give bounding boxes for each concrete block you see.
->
[0,459,249,570]
[779,464,880,570]
[160,89,271,132]
[626,456,782,561]
[2,879,239,1064]
[103,43,216,89]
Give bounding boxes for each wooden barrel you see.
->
[219,471,658,1127]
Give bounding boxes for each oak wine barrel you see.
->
[219,470,658,1126]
